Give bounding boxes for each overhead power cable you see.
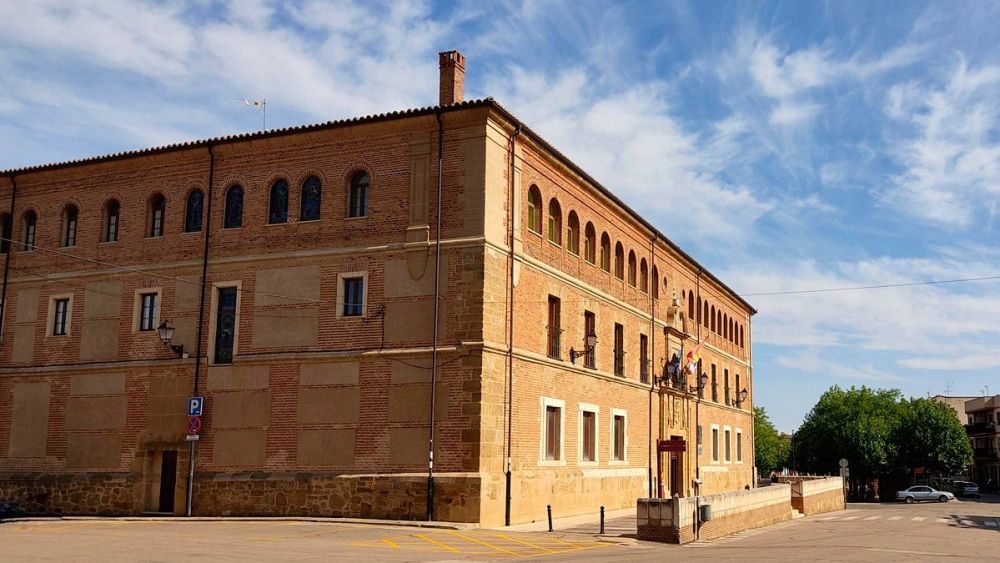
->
[742,274,1000,297]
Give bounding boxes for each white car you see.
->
[896,486,954,503]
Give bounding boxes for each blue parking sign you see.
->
[188,396,204,417]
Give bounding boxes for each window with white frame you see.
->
[611,408,627,462]
[337,272,367,318]
[49,296,72,336]
[736,428,743,462]
[724,427,732,462]
[579,403,598,462]
[540,397,564,462]
[138,292,158,331]
[711,425,720,462]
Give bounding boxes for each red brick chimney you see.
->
[438,50,466,106]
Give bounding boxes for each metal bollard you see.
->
[547,504,553,532]
[600,505,605,535]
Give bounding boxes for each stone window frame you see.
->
[736,427,744,464]
[336,271,368,319]
[610,407,627,464]
[46,293,74,337]
[710,423,720,463]
[539,396,566,466]
[207,280,242,366]
[723,425,732,464]
[132,287,163,333]
[578,402,599,465]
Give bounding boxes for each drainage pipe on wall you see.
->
[185,143,216,517]
[504,121,521,527]
[427,111,445,521]
[647,233,657,498]
[0,174,17,339]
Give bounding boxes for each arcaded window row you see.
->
[685,290,745,349]
[0,172,371,253]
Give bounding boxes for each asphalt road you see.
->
[1,497,997,561]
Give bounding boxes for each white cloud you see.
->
[769,101,822,126]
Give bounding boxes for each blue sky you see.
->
[3,1,999,431]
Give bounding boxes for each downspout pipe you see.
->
[427,111,445,521]
[647,234,657,498]
[0,174,17,339]
[186,143,215,517]
[504,121,522,527]
[694,267,703,539]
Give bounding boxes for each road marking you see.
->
[842,516,859,520]
[382,538,400,549]
[888,516,903,521]
[935,518,949,524]
[863,516,881,521]
[818,516,837,521]
[447,531,523,557]
[415,534,458,553]
[492,533,558,554]
[911,517,925,522]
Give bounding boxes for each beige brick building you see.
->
[0,52,755,526]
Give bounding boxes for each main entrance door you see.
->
[158,450,177,513]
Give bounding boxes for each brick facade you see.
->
[0,55,755,525]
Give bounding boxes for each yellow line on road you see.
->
[447,530,523,557]
[492,533,557,554]
[416,533,461,552]
[382,538,400,549]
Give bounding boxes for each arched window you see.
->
[584,222,596,263]
[703,301,709,327]
[21,210,36,251]
[627,250,637,287]
[710,306,716,332]
[640,259,649,293]
[348,171,369,218]
[300,176,322,221]
[184,190,204,233]
[61,204,79,247]
[600,233,611,271]
[614,242,624,279]
[148,194,166,238]
[566,211,580,255]
[688,292,694,319]
[0,213,11,253]
[723,314,729,340]
[651,266,659,298]
[547,199,561,245]
[740,325,744,348]
[717,310,723,334]
[104,199,120,242]
[268,179,289,224]
[527,186,542,233]
[224,185,244,229]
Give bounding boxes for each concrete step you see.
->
[791,509,805,519]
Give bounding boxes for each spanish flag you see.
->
[685,338,708,368]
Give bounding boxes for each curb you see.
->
[0,516,477,530]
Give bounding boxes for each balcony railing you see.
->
[972,448,1000,460]
[965,422,997,435]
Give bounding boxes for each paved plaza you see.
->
[1,498,997,561]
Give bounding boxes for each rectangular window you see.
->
[342,277,364,317]
[697,359,704,399]
[584,311,596,369]
[24,221,35,250]
[53,298,69,336]
[213,287,238,364]
[724,368,731,406]
[64,216,77,247]
[735,374,742,407]
[725,429,732,462]
[547,296,561,359]
[139,292,158,331]
[737,430,743,462]
[613,323,624,377]
[712,427,719,462]
[151,208,164,237]
[106,211,119,242]
[639,333,649,383]
[711,364,718,402]
[545,405,562,461]
[613,413,626,461]
[581,410,596,462]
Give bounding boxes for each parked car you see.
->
[952,481,980,498]
[896,485,954,503]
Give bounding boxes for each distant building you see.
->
[965,396,999,487]
[0,51,755,525]
[930,395,979,422]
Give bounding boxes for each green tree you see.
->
[754,406,790,474]
[895,398,973,477]
[793,386,904,479]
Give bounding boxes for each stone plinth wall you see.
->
[774,475,829,484]
[791,477,845,515]
[0,473,141,516]
[192,472,480,522]
[637,484,791,544]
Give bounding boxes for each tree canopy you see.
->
[792,385,972,479]
[754,406,790,473]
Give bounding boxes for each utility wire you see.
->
[742,274,1000,297]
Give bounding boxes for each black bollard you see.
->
[600,505,605,535]
[547,504,553,532]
